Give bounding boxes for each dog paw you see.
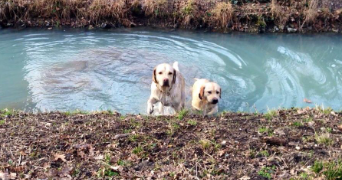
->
[147,105,154,115]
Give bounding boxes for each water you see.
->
[1,28,342,114]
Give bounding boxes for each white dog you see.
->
[191,79,221,115]
[147,62,185,115]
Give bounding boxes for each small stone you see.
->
[287,27,297,33]
[221,140,227,146]
[308,121,315,127]
[295,146,300,150]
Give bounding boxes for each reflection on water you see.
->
[0,28,342,113]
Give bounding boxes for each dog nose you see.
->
[212,99,218,104]
[162,79,169,86]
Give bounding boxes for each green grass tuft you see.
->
[177,109,188,120]
[258,166,275,179]
[264,109,277,120]
[187,119,197,126]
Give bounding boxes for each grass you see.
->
[64,110,88,116]
[0,120,5,125]
[258,126,273,136]
[144,0,167,17]
[315,133,333,146]
[292,121,303,127]
[258,166,275,179]
[264,109,277,120]
[199,139,211,150]
[1,109,13,117]
[303,117,313,123]
[312,161,323,173]
[312,160,342,180]
[177,109,188,120]
[259,150,269,157]
[211,2,233,28]
[187,119,197,126]
[326,127,332,133]
[132,146,143,155]
[302,0,319,27]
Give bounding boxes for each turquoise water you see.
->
[0,28,342,113]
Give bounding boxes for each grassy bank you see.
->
[0,107,342,179]
[0,0,341,33]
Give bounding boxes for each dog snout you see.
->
[162,79,169,86]
[212,98,219,104]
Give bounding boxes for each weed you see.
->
[105,154,111,163]
[258,126,273,136]
[258,166,275,179]
[117,159,129,166]
[302,0,318,27]
[292,121,303,127]
[107,109,114,115]
[177,109,188,120]
[1,109,12,117]
[264,109,277,120]
[144,0,167,17]
[123,129,132,134]
[322,160,342,180]
[316,106,333,115]
[303,117,313,123]
[132,146,143,155]
[311,160,324,174]
[211,2,233,28]
[187,119,197,126]
[129,134,140,142]
[315,133,333,146]
[326,127,332,133]
[0,120,5,125]
[259,150,269,157]
[199,139,211,150]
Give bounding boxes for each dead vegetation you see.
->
[0,0,341,32]
[0,107,342,179]
[211,2,233,29]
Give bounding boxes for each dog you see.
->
[191,79,221,115]
[147,62,185,115]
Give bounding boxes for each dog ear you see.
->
[199,86,205,100]
[152,68,158,84]
[219,88,221,99]
[172,69,176,84]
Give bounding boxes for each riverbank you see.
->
[0,0,341,33]
[0,107,341,179]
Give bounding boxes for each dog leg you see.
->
[147,97,158,115]
[207,106,218,115]
[158,103,164,115]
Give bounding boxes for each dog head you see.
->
[152,63,176,91]
[199,82,221,104]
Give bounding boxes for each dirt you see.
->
[0,108,341,179]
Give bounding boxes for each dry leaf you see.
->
[303,98,312,103]
[239,176,251,180]
[54,153,66,162]
[338,124,342,131]
[94,154,104,160]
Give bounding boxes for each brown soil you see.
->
[0,108,342,179]
[0,0,342,33]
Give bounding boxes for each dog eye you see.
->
[208,91,212,94]
[158,72,162,75]
[216,91,219,94]
[168,72,173,75]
